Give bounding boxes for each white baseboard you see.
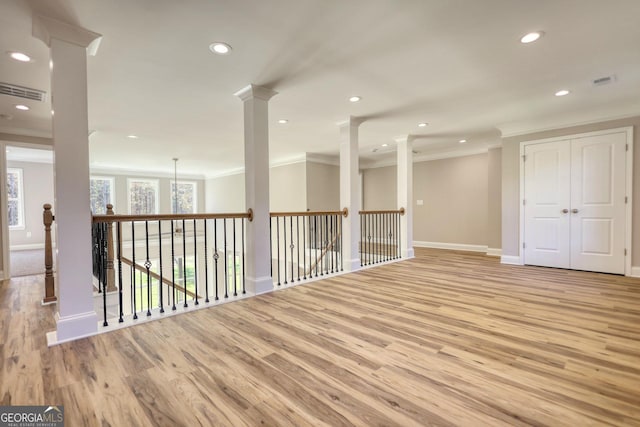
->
[10,243,45,251]
[486,248,502,257]
[630,266,640,278]
[413,241,488,253]
[501,255,522,265]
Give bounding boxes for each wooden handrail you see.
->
[92,208,254,223]
[270,207,349,218]
[359,208,405,215]
[121,256,199,299]
[42,203,56,304]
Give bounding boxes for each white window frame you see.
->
[7,168,25,230]
[170,180,198,214]
[127,178,159,215]
[90,175,116,214]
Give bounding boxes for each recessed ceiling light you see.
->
[459,139,467,143]
[520,31,543,44]
[555,89,570,97]
[209,42,232,55]
[278,119,288,124]
[418,123,428,127]
[15,104,29,111]
[382,143,388,147]
[127,135,139,139]
[9,52,31,62]
[349,96,361,103]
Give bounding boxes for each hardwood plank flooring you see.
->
[1,248,640,426]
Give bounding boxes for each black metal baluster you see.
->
[242,218,246,294]
[319,216,324,276]
[315,216,319,277]
[214,219,219,301]
[303,215,307,280]
[171,220,176,310]
[223,218,228,298]
[340,212,344,271]
[204,219,209,303]
[233,218,237,297]
[290,216,294,282]
[158,221,164,313]
[100,224,108,326]
[334,214,339,271]
[269,217,273,278]
[182,219,188,308]
[117,223,124,322]
[329,214,334,273]
[276,216,281,286]
[131,221,137,319]
[193,219,199,305]
[398,211,401,259]
[296,216,300,281]
[283,216,288,284]
[144,221,152,317]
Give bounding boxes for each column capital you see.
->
[336,116,365,128]
[33,15,102,56]
[394,134,415,144]
[234,84,278,102]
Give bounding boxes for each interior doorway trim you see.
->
[518,126,634,276]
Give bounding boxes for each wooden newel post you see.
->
[106,204,116,292]
[42,203,57,304]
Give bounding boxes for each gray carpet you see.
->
[10,249,52,277]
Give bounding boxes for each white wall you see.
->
[8,160,54,249]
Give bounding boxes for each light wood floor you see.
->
[2,248,640,426]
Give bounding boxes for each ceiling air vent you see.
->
[592,75,617,87]
[0,82,47,102]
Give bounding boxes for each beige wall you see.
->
[363,166,396,210]
[8,161,54,247]
[487,148,502,250]
[205,173,246,212]
[363,154,489,246]
[414,154,488,245]
[501,116,640,266]
[271,162,307,212]
[306,162,340,211]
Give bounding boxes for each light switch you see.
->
[416,200,424,206]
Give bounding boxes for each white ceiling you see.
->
[1,0,640,177]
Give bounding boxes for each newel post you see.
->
[105,204,116,292]
[42,204,57,304]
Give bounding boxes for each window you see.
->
[171,181,197,214]
[128,179,159,214]
[7,168,24,229]
[90,176,115,214]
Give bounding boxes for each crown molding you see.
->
[33,15,102,55]
[499,111,640,138]
[363,146,490,169]
[233,84,278,102]
[90,166,205,180]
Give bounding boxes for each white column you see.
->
[396,135,415,258]
[33,16,102,343]
[234,84,277,295]
[339,117,363,271]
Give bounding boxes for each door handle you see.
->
[562,209,569,214]
[571,208,579,214]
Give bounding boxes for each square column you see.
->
[234,85,277,294]
[396,135,415,258]
[33,16,102,343]
[339,117,363,271]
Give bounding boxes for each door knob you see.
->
[571,208,579,214]
[562,209,569,214]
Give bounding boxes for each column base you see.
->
[53,310,98,344]
[402,247,415,259]
[42,296,57,305]
[344,258,362,272]
[245,275,274,295]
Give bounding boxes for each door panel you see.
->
[524,141,571,268]
[570,133,626,274]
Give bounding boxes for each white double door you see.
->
[523,132,627,274]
